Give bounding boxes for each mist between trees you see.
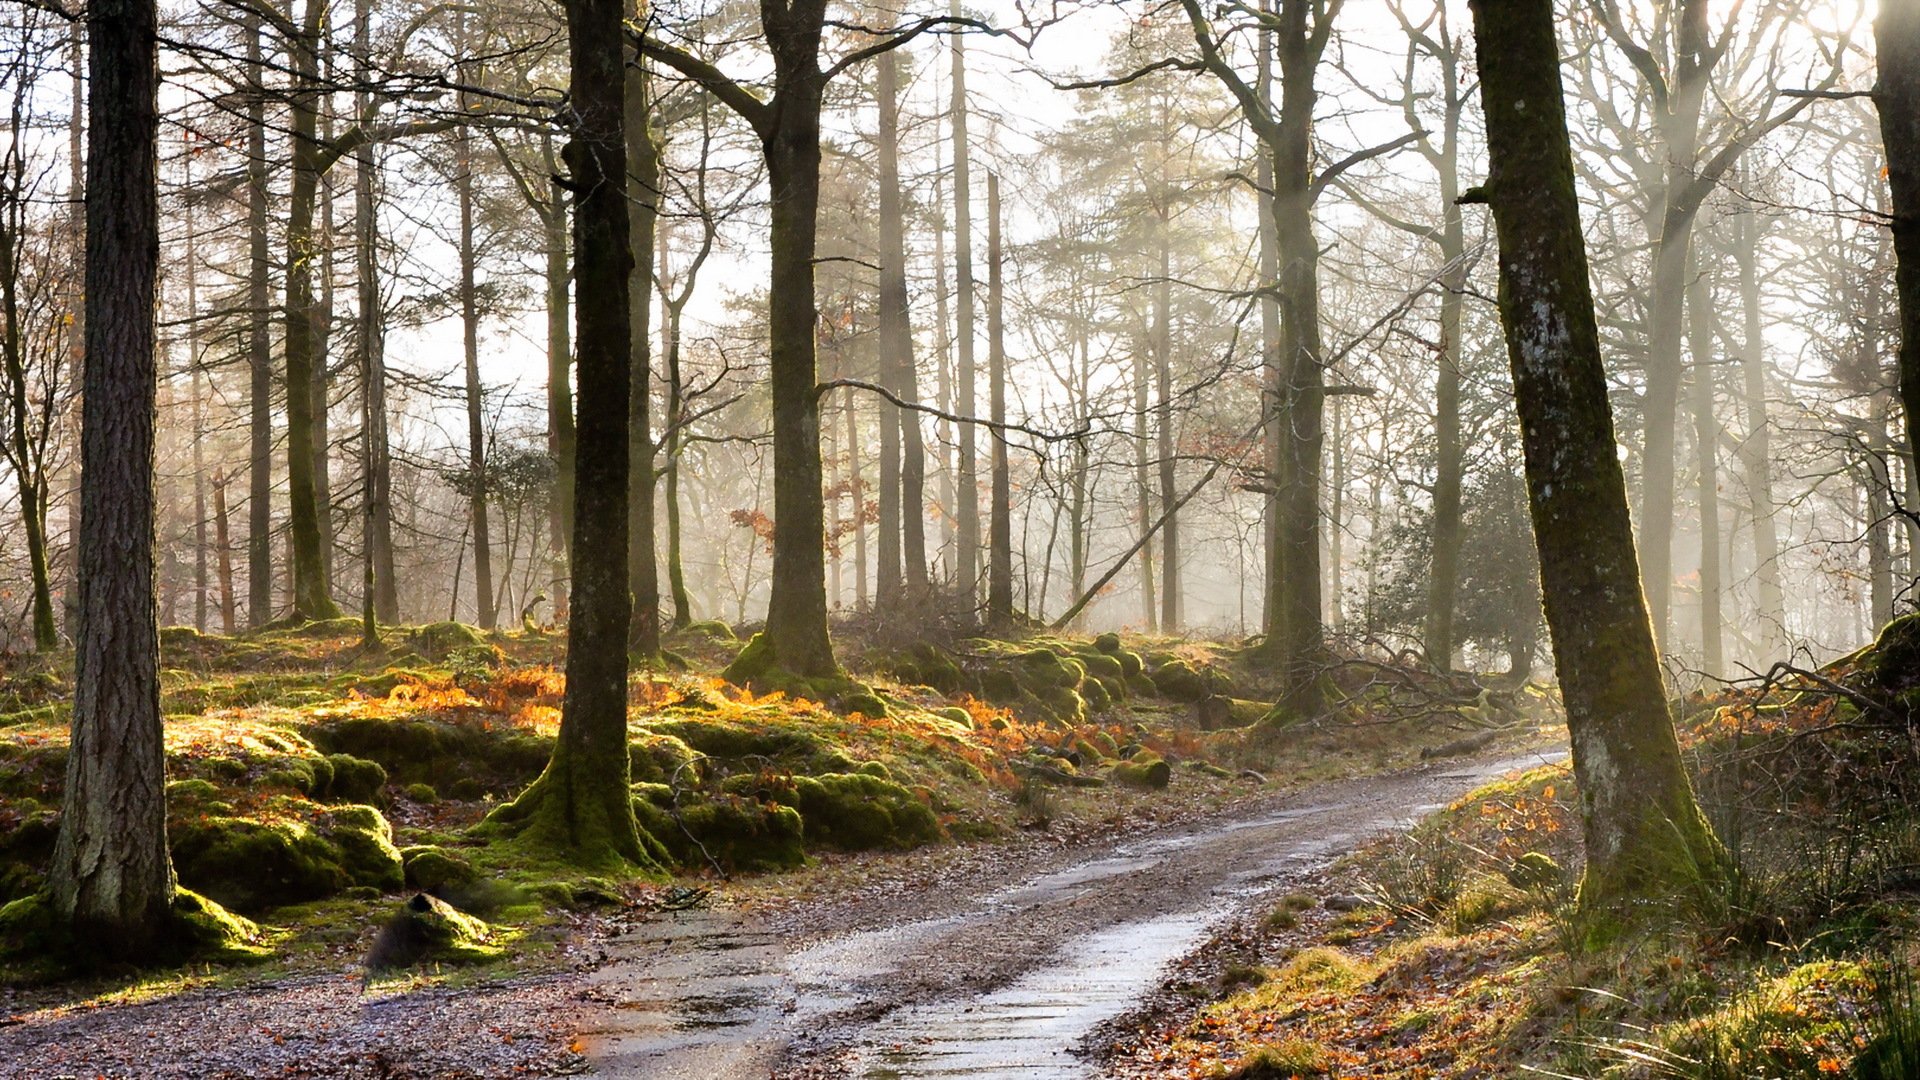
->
[0,0,1909,677]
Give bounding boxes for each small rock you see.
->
[1324,894,1369,912]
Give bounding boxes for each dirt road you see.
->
[579,750,1561,1079]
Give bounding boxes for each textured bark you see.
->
[50,0,177,949]
[1469,0,1723,906]
[246,12,273,626]
[213,469,236,632]
[950,6,980,599]
[1420,28,1468,669]
[932,168,957,580]
[282,0,341,620]
[1154,189,1179,632]
[986,173,1013,627]
[1880,0,1920,558]
[1256,9,1279,637]
[188,206,207,633]
[1134,340,1157,631]
[494,0,652,868]
[625,37,660,656]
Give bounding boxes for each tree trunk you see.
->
[1135,338,1157,631]
[1425,70,1467,669]
[544,151,573,622]
[188,205,207,633]
[876,49,925,603]
[1469,0,1723,906]
[1257,8,1279,638]
[663,233,692,628]
[847,384,867,611]
[1730,207,1785,651]
[213,469,236,632]
[1155,196,1179,632]
[1686,251,1723,676]
[625,36,660,656]
[354,0,397,625]
[950,6,980,600]
[455,28,496,630]
[986,173,1013,627]
[247,11,273,627]
[51,0,178,951]
[490,0,656,869]
[0,115,57,651]
[282,0,341,620]
[1879,0,1920,581]
[933,168,956,580]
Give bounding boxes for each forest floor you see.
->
[0,614,1558,1077]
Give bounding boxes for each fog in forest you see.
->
[0,0,1901,680]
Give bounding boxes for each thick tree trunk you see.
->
[1257,11,1279,638]
[950,9,980,599]
[1879,0,1920,579]
[1469,0,1723,906]
[247,12,273,627]
[625,40,660,656]
[491,0,655,868]
[51,0,178,950]
[986,173,1013,626]
[282,0,340,620]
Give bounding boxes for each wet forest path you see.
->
[578,751,1560,1079]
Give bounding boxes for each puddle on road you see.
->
[587,751,1564,1078]
[851,912,1214,1079]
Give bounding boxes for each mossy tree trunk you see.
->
[1467,0,1723,907]
[1878,0,1920,548]
[492,0,656,869]
[50,0,179,951]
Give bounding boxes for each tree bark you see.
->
[950,5,980,600]
[354,0,397,625]
[1686,251,1723,676]
[626,32,660,656]
[0,93,57,651]
[213,469,236,632]
[986,172,1013,626]
[246,11,274,627]
[1468,0,1723,906]
[544,163,573,622]
[51,0,178,950]
[1154,179,1179,632]
[455,20,496,630]
[876,48,926,603]
[281,0,341,620]
[1878,0,1920,574]
[1730,207,1785,649]
[491,0,655,868]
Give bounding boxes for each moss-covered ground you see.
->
[1117,617,1920,1078]
[0,616,1549,1006]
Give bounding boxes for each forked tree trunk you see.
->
[50,0,178,951]
[1469,0,1723,906]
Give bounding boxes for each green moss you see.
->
[629,731,700,784]
[682,619,738,642]
[1076,652,1125,682]
[644,716,836,772]
[1040,684,1087,724]
[0,887,264,967]
[325,753,387,802]
[401,845,479,892]
[1093,632,1122,654]
[1112,752,1172,790]
[170,803,403,913]
[307,714,552,793]
[403,782,439,804]
[720,631,776,683]
[840,691,891,718]
[978,668,1022,702]
[932,706,974,729]
[407,621,485,660]
[1080,678,1111,711]
[1150,659,1210,702]
[855,760,893,780]
[736,772,942,852]
[634,795,806,873]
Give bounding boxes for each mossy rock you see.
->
[1093,632,1122,655]
[401,845,479,893]
[308,714,552,792]
[840,691,891,719]
[326,753,387,802]
[720,631,776,683]
[1080,678,1111,712]
[159,625,206,650]
[1040,684,1087,725]
[909,644,968,693]
[170,803,403,913]
[682,619,738,643]
[366,893,502,970]
[1076,652,1125,682]
[745,772,941,852]
[855,760,893,780]
[643,717,834,771]
[407,621,486,660]
[978,668,1022,703]
[1018,649,1085,690]
[1114,650,1145,677]
[1150,659,1220,702]
[932,706,974,729]
[629,731,701,785]
[403,782,439,804]
[1112,753,1172,790]
[633,794,806,873]
[1866,613,1920,696]
[350,667,435,698]
[0,807,58,903]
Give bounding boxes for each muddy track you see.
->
[577,749,1562,1079]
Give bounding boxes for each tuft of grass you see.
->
[1212,1037,1332,1078]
